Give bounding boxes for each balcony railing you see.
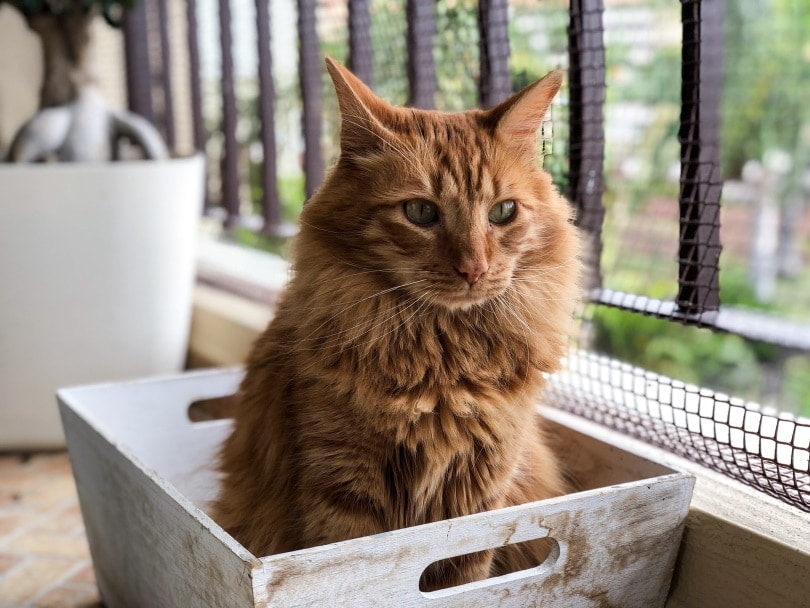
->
[120,0,810,513]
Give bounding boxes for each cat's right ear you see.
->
[325,57,397,158]
[483,69,564,155]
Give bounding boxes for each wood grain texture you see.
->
[59,369,694,608]
[259,475,691,607]
[668,508,808,608]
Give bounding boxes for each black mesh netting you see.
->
[546,351,810,511]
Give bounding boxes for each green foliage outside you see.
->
[236,174,304,255]
[434,0,479,112]
[247,170,305,226]
[510,0,570,191]
[723,0,810,179]
[590,266,810,417]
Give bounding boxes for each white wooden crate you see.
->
[58,368,694,608]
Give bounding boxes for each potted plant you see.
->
[2,0,167,161]
[0,0,205,448]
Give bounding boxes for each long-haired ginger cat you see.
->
[213,58,581,591]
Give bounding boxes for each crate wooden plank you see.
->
[258,475,690,607]
[59,384,257,608]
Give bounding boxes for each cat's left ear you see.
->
[485,70,564,152]
[325,57,397,158]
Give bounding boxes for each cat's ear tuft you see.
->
[486,69,564,153]
[325,57,381,118]
[325,57,395,157]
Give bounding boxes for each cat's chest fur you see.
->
[290,289,541,422]
[284,292,542,525]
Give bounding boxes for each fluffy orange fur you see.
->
[212,58,581,590]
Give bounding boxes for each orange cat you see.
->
[212,58,581,590]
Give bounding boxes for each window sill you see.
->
[189,239,810,606]
[188,237,289,367]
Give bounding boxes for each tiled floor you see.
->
[0,453,99,608]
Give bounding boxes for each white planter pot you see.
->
[0,155,204,448]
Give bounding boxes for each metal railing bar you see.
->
[122,2,154,124]
[478,0,511,108]
[255,0,282,231]
[406,0,436,108]
[298,0,325,199]
[677,0,724,313]
[218,0,241,227]
[185,0,206,154]
[155,0,176,149]
[348,0,374,86]
[592,288,810,351]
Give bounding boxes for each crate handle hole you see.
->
[419,537,560,595]
[188,395,237,422]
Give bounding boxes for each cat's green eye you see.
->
[404,199,439,225]
[488,200,516,224]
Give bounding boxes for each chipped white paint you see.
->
[59,368,694,608]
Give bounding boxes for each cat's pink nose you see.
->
[456,259,489,285]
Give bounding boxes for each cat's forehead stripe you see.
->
[417,116,491,205]
[384,109,504,206]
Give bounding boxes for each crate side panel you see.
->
[547,416,674,490]
[259,474,692,607]
[162,420,233,512]
[58,370,242,512]
[60,402,256,608]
